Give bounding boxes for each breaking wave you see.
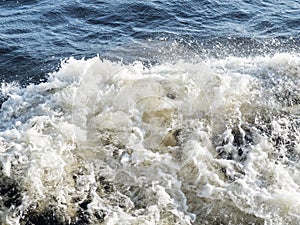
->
[1,53,300,224]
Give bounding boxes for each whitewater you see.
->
[0,52,300,224]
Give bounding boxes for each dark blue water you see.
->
[1,0,300,84]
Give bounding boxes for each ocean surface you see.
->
[1,0,300,224]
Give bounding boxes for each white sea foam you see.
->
[1,53,300,224]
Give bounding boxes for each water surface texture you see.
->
[1,1,300,224]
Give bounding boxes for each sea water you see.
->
[1,1,300,224]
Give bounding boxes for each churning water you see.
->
[1,1,300,224]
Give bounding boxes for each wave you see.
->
[1,53,300,224]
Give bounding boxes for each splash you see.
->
[1,53,300,224]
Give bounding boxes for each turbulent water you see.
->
[1,1,300,225]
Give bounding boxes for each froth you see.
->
[1,53,300,224]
